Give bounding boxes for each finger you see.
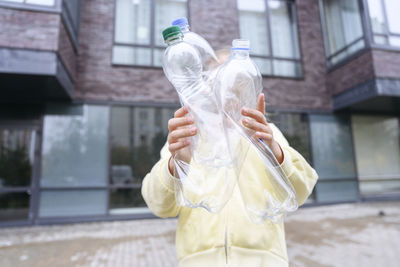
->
[169,140,190,154]
[257,93,265,115]
[168,127,197,143]
[242,118,270,133]
[174,106,189,118]
[168,116,194,131]
[241,107,267,124]
[254,131,273,142]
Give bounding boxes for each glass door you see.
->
[0,122,40,226]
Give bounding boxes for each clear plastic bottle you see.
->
[162,26,237,213]
[214,39,298,223]
[172,17,218,72]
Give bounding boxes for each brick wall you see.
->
[372,49,400,79]
[0,6,77,84]
[58,21,77,82]
[4,1,396,110]
[326,51,375,96]
[0,7,59,51]
[75,0,175,103]
[76,0,332,110]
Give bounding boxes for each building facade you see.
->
[0,0,399,227]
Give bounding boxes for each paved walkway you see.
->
[0,201,399,267]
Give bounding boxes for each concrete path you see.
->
[1,201,399,267]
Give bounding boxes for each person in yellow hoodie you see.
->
[141,88,318,266]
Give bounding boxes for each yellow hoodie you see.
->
[142,123,318,267]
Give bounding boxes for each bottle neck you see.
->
[181,25,190,33]
[231,48,250,59]
[166,34,184,46]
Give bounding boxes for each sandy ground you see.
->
[0,201,399,267]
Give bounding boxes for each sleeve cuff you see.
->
[279,147,294,177]
[159,158,179,192]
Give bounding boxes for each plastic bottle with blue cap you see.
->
[172,17,218,72]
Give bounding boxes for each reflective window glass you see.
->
[110,106,174,185]
[113,46,152,66]
[268,112,311,164]
[238,0,270,56]
[39,190,107,217]
[2,0,54,5]
[0,192,30,222]
[114,0,187,66]
[0,129,35,187]
[310,114,358,203]
[155,0,187,46]
[115,0,151,45]
[321,0,365,65]
[41,105,109,187]
[109,188,147,214]
[352,115,400,196]
[269,1,300,59]
[385,0,400,34]
[109,106,175,212]
[237,0,302,77]
[367,0,386,34]
[26,0,54,5]
[310,114,356,179]
[367,0,400,47]
[316,181,358,202]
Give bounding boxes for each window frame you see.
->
[0,0,61,13]
[351,114,400,198]
[308,113,361,203]
[0,121,42,227]
[236,0,304,79]
[318,0,370,70]
[61,0,81,50]
[320,0,400,71]
[112,0,190,68]
[364,0,400,51]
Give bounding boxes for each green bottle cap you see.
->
[162,26,182,41]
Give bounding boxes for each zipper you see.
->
[225,224,228,266]
[224,198,229,267]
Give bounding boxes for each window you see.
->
[113,0,188,67]
[320,0,365,66]
[367,0,400,47]
[237,0,302,77]
[310,114,358,202]
[109,106,175,214]
[62,0,81,41]
[268,112,315,203]
[1,0,55,6]
[39,105,109,217]
[268,112,311,163]
[41,105,110,187]
[352,115,400,197]
[0,128,36,222]
[38,104,176,218]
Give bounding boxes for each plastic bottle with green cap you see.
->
[162,25,202,97]
[161,26,237,214]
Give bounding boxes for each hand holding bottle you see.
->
[167,106,197,176]
[241,93,284,164]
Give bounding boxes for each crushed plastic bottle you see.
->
[214,39,298,223]
[162,26,237,213]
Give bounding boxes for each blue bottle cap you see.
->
[172,17,189,28]
[231,39,250,50]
